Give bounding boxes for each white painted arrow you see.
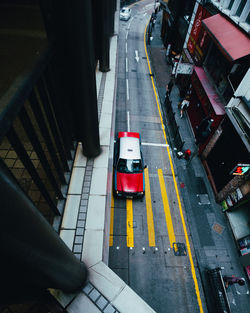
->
[135,50,139,62]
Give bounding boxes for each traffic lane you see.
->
[128,238,200,313]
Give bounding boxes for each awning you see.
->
[194,66,225,115]
[202,14,250,62]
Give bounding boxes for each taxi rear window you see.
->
[117,158,143,174]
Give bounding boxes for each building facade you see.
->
[162,0,250,278]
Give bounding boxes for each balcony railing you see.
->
[0,46,76,227]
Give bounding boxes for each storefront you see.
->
[222,187,250,280]
[202,13,250,63]
[187,66,225,153]
[187,4,211,66]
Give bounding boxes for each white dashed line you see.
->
[126,79,129,101]
[141,142,169,147]
[127,111,130,132]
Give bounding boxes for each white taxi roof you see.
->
[119,136,141,160]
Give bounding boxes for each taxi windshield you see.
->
[117,158,143,174]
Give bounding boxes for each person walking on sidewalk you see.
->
[180,96,190,118]
[223,275,245,289]
[165,78,174,98]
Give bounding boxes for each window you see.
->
[246,11,250,23]
[204,43,232,102]
[236,0,247,17]
[228,0,234,10]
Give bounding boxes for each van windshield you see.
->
[117,158,143,174]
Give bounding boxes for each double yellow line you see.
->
[110,167,176,249]
[143,20,204,313]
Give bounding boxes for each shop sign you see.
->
[176,63,193,75]
[230,164,250,176]
[221,188,243,211]
[187,5,211,62]
[187,4,203,54]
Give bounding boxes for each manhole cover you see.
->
[142,56,147,59]
[197,194,210,205]
[131,69,137,72]
[173,242,187,256]
[212,222,225,234]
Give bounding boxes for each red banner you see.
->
[188,4,203,54]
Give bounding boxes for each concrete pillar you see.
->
[0,160,88,301]
[41,0,101,157]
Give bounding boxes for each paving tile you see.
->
[74,254,81,260]
[93,146,109,168]
[85,176,91,182]
[102,99,113,114]
[79,212,87,220]
[60,229,75,250]
[82,187,90,194]
[75,235,83,244]
[90,168,108,195]
[88,262,126,302]
[73,244,82,253]
[81,199,88,206]
[103,304,116,313]
[85,195,105,231]
[99,113,112,128]
[99,127,111,146]
[67,293,101,313]
[89,288,101,302]
[96,296,108,310]
[82,230,104,267]
[83,282,94,295]
[77,220,86,228]
[74,143,87,167]
[76,228,84,236]
[79,206,87,213]
[103,85,114,102]
[85,170,92,176]
[61,195,81,229]
[83,181,91,188]
[68,167,85,195]
[82,193,89,200]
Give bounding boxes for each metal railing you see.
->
[207,268,232,313]
[0,46,76,225]
[163,96,185,151]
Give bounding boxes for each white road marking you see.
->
[143,12,147,17]
[126,31,128,40]
[126,57,128,72]
[128,17,133,29]
[127,111,130,132]
[135,50,139,62]
[125,42,128,53]
[126,79,129,101]
[142,142,169,147]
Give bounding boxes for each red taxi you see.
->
[113,132,145,198]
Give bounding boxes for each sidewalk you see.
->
[148,10,249,312]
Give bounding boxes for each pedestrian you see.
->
[180,96,190,118]
[184,149,191,160]
[165,78,174,98]
[195,116,214,144]
[178,89,186,109]
[151,12,156,27]
[223,276,245,289]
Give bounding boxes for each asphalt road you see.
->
[108,1,207,312]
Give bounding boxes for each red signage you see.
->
[188,5,203,54]
[187,5,211,62]
[230,164,250,176]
